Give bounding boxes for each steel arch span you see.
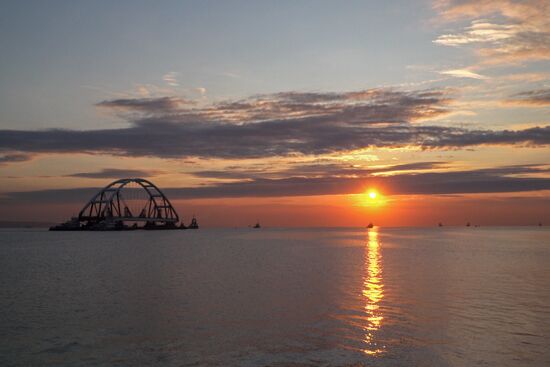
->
[79,177,179,223]
[50,178,198,231]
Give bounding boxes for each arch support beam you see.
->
[50,178,189,230]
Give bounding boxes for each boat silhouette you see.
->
[188,216,199,229]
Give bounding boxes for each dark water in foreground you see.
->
[1,227,549,366]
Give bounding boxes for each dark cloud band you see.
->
[3,165,549,203]
[66,168,161,179]
[0,123,548,159]
[0,89,548,160]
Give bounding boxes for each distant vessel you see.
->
[438,222,443,227]
[367,222,374,229]
[188,216,199,229]
[253,221,261,229]
[466,222,471,227]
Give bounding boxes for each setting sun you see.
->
[351,189,385,208]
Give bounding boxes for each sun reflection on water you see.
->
[363,228,385,355]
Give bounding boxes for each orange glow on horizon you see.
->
[353,188,386,208]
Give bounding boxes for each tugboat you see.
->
[366,222,374,229]
[253,221,261,229]
[188,216,199,229]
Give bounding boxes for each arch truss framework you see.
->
[78,178,179,225]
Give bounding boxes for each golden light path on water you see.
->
[363,228,385,355]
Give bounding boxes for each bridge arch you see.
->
[78,178,179,226]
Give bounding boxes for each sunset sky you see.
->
[0,0,549,226]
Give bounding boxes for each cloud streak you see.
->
[433,0,550,64]
[440,69,487,80]
[66,168,163,179]
[4,165,549,203]
[190,161,449,180]
[132,88,453,124]
[0,153,32,165]
[163,71,180,87]
[96,96,194,113]
[507,89,550,106]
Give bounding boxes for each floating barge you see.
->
[49,178,198,231]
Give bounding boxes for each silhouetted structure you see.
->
[50,178,197,231]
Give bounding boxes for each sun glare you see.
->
[351,189,385,207]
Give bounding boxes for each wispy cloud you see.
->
[98,88,453,124]
[500,72,550,82]
[433,0,550,64]
[162,71,180,87]
[220,71,240,79]
[440,68,488,79]
[435,21,519,46]
[506,88,550,106]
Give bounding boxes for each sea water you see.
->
[1,227,549,366]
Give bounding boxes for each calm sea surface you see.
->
[1,227,549,366]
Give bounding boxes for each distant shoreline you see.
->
[0,223,546,229]
[0,221,55,229]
